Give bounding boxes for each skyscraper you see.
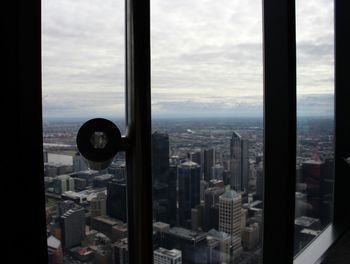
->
[60,207,85,249]
[90,192,107,218]
[203,187,225,231]
[219,189,243,258]
[152,132,170,185]
[107,179,127,222]
[178,161,201,228]
[152,132,171,223]
[203,148,215,181]
[230,132,249,192]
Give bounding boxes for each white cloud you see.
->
[42,0,334,119]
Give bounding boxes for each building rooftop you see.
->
[220,189,238,199]
[154,247,181,257]
[179,160,200,168]
[168,227,206,242]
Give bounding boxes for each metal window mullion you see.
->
[263,1,296,263]
[125,0,153,264]
[334,0,350,230]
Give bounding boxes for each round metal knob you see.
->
[76,118,122,170]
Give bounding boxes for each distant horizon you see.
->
[42,114,334,123]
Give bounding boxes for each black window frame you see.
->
[12,0,350,263]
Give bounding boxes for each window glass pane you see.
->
[294,0,334,256]
[42,1,126,263]
[151,1,264,263]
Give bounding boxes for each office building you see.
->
[207,229,231,264]
[230,132,249,192]
[203,187,225,231]
[152,132,170,185]
[90,192,107,218]
[219,189,243,258]
[57,200,75,216]
[53,175,75,194]
[73,152,88,172]
[60,207,85,249]
[203,148,215,181]
[93,174,114,188]
[162,227,213,264]
[107,179,127,222]
[178,161,201,228]
[154,247,182,264]
[113,238,129,264]
[211,164,224,180]
[47,235,63,264]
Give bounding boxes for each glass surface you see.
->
[42,0,127,263]
[294,0,334,257]
[151,1,264,263]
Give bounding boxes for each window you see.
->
[13,0,350,263]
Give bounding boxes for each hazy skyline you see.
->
[42,0,334,119]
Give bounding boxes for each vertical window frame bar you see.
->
[334,0,350,230]
[125,0,153,263]
[262,1,296,263]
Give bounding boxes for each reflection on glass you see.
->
[42,0,126,263]
[151,0,263,263]
[294,0,334,256]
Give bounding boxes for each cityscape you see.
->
[43,117,334,264]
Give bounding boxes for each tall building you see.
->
[60,207,86,249]
[178,161,201,228]
[168,165,177,226]
[219,189,243,258]
[90,192,107,218]
[203,187,225,231]
[47,235,63,264]
[207,229,231,264]
[107,179,127,222]
[203,149,215,181]
[113,238,129,264]
[73,152,88,172]
[230,132,249,192]
[162,227,215,264]
[152,132,170,184]
[152,132,171,223]
[154,247,182,264]
[300,159,334,225]
[53,175,75,194]
[211,164,224,180]
[57,200,75,216]
[256,162,263,200]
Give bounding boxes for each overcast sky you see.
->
[42,0,334,119]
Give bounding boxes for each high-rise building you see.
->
[207,229,231,264]
[178,161,201,228]
[300,159,334,225]
[203,187,225,231]
[154,247,182,264]
[219,189,243,258]
[230,132,249,192]
[73,152,88,172]
[57,200,75,216]
[211,164,224,180]
[152,132,171,224]
[168,165,177,226]
[152,132,170,184]
[162,227,214,264]
[113,238,129,264]
[203,149,215,181]
[53,175,75,194]
[256,162,263,200]
[60,207,85,249]
[90,192,107,218]
[47,235,63,264]
[107,179,127,222]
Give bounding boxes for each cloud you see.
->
[42,0,334,119]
